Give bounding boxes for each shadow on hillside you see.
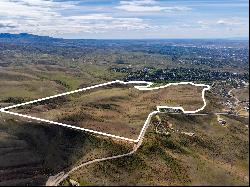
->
[0,119,130,185]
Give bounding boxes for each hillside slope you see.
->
[64,113,249,186]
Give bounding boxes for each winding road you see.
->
[46,111,156,186]
[46,109,249,186]
[0,80,211,186]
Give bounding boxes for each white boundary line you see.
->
[0,80,211,143]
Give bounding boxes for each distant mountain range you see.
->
[0,33,55,39]
[0,33,62,44]
[0,33,248,51]
[0,33,248,42]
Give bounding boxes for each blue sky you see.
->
[0,0,248,39]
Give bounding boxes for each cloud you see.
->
[197,18,246,29]
[0,0,151,36]
[116,0,191,12]
[0,0,248,38]
[120,0,156,6]
[217,19,244,26]
[0,23,16,28]
[196,21,209,29]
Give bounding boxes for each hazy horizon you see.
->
[0,32,249,41]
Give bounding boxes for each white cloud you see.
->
[0,0,248,38]
[197,21,209,29]
[0,0,151,36]
[217,19,244,26]
[0,0,75,17]
[197,18,246,29]
[116,0,191,12]
[120,0,156,6]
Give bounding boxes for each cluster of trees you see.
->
[116,67,249,82]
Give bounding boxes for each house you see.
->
[218,119,227,126]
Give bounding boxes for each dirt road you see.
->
[46,111,156,186]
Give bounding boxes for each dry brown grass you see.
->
[232,86,249,102]
[12,83,205,139]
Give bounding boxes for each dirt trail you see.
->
[45,111,155,186]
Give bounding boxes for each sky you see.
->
[0,0,249,39]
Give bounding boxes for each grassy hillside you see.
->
[11,83,205,140]
[66,113,249,186]
[0,63,248,186]
[0,37,248,186]
[0,113,132,185]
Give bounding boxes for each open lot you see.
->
[10,82,205,140]
[232,86,249,102]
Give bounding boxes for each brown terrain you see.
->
[232,86,249,102]
[10,82,205,140]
